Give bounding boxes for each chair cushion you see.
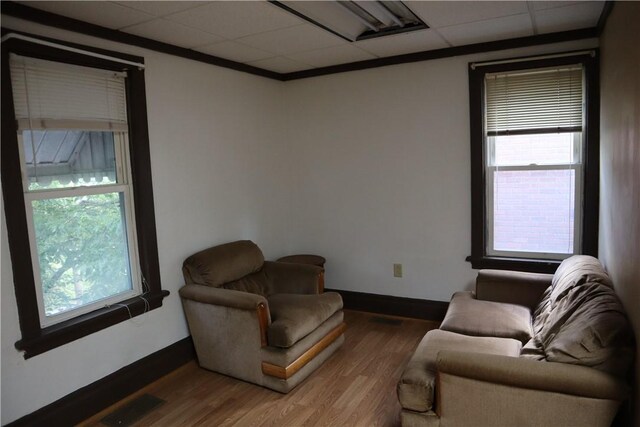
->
[440,291,532,344]
[267,292,343,348]
[182,240,264,288]
[397,329,521,413]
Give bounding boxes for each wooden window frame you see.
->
[466,52,600,274]
[1,34,169,358]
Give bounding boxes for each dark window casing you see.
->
[1,35,168,359]
[466,52,600,274]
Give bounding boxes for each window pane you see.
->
[32,192,133,317]
[22,130,117,191]
[492,169,576,254]
[492,133,579,166]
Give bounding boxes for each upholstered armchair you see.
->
[179,240,346,393]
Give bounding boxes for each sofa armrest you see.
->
[263,261,323,295]
[436,351,628,401]
[475,269,553,310]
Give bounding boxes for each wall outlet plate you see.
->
[393,263,402,278]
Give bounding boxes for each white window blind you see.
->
[485,66,583,135]
[10,54,128,131]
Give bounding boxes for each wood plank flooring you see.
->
[79,310,438,427]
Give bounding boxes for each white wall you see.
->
[0,17,289,425]
[0,14,600,425]
[284,39,598,301]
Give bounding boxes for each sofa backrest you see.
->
[549,255,613,304]
[182,240,265,290]
[526,255,635,377]
[543,282,635,376]
[533,256,612,331]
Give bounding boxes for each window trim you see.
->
[466,51,599,274]
[1,35,168,358]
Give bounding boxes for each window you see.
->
[467,52,599,273]
[12,56,142,326]
[2,34,168,357]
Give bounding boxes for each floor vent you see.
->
[101,393,165,426]
[369,316,403,326]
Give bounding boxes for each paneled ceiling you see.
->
[13,1,605,73]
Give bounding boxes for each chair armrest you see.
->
[436,350,628,401]
[263,261,323,294]
[179,284,268,311]
[180,284,271,346]
[475,269,553,310]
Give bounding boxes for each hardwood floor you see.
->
[79,310,438,427]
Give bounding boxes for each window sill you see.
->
[465,255,561,274]
[15,290,169,359]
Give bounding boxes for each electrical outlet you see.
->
[393,263,403,278]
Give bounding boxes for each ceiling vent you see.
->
[270,1,428,42]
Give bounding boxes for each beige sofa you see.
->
[180,240,345,393]
[398,256,635,427]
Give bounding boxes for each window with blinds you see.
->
[483,64,585,259]
[9,54,141,326]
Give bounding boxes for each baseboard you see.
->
[326,288,448,322]
[7,336,195,427]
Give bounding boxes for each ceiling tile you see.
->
[247,56,312,73]
[18,1,155,29]
[165,1,302,40]
[238,24,345,56]
[408,1,529,28]
[529,1,590,11]
[438,13,533,46]
[286,44,375,68]
[195,41,275,63]
[122,19,223,48]
[355,29,449,57]
[113,1,203,17]
[534,2,604,33]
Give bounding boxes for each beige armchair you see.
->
[179,240,345,393]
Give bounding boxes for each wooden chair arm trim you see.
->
[262,322,346,379]
[318,271,325,293]
[257,303,269,347]
[435,371,442,417]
